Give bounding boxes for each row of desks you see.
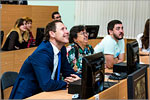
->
[26,67,149,99]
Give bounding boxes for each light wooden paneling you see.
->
[0,4,58,46]
[0,47,37,74]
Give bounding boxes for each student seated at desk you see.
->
[66,25,94,75]
[94,20,125,69]
[136,18,150,56]
[9,20,80,99]
[2,18,29,51]
[23,17,36,48]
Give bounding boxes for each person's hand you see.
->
[15,46,19,50]
[64,74,81,86]
[70,74,80,81]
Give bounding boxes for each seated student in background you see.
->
[9,20,80,99]
[2,18,29,51]
[23,17,36,48]
[94,20,125,69]
[52,11,62,21]
[67,25,94,75]
[136,18,150,56]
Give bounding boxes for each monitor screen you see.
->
[127,65,148,99]
[85,25,99,39]
[35,28,45,46]
[81,52,105,99]
[127,40,139,74]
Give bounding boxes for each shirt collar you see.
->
[50,42,60,55]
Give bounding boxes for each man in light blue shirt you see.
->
[94,20,125,68]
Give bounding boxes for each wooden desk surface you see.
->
[0,47,37,74]
[26,55,149,100]
[26,90,72,99]
[140,55,150,64]
[26,68,127,99]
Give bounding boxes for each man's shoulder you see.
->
[103,35,113,41]
[34,41,53,53]
[101,35,115,44]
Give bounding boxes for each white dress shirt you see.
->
[50,42,60,80]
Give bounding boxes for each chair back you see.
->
[0,31,4,46]
[1,71,18,99]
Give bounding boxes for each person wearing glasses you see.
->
[52,11,61,21]
[94,20,125,69]
[2,18,29,51]
[66,25,94,76]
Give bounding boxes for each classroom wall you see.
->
[28,1,150,39]
[28,0,75,31]
[75,1,150,39]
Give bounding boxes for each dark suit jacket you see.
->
[9,41,77,99]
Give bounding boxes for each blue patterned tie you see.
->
[57,52,61,80]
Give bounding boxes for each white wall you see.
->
[28,0,75,31]
[75,1,150,39]
[28,0,150,39]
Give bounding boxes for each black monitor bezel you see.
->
[85,25,99,39]
[35,28,45,46]
[127,65,148,99]
[127,40,139,74]
[81,52,105,99]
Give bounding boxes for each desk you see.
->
[0,47,37,74]
[26,90,72,99]
[140,55,150,64]
[26,56,149,99]
[26,68,127,99]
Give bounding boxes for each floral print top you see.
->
[66,43,94,75]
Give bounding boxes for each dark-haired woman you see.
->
[66,25,94,75]
[136,19,150,56]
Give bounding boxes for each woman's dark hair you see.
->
[43,20,63,41]
[69,25,86,43]
[141,18,149,49]
[107,20,122,34]
[14,18,26,28]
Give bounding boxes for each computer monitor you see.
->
[35,28,45,46]
[127,65,148,99]
[81,52,105,99]
[112,40,140,80]
[85,25,99,39]
[127,40,140,74]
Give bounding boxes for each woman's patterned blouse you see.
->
[66,43,94,74]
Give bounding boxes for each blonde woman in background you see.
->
[2,18,29,51]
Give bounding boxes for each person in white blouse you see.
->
[136,18,150,56]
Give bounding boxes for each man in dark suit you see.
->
[9,20,80,99]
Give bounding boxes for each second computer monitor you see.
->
[127,40,139,74]
[35,28,45,46]
[85,25,99,39]
[81,52,105,99]
[127,65,148,99]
